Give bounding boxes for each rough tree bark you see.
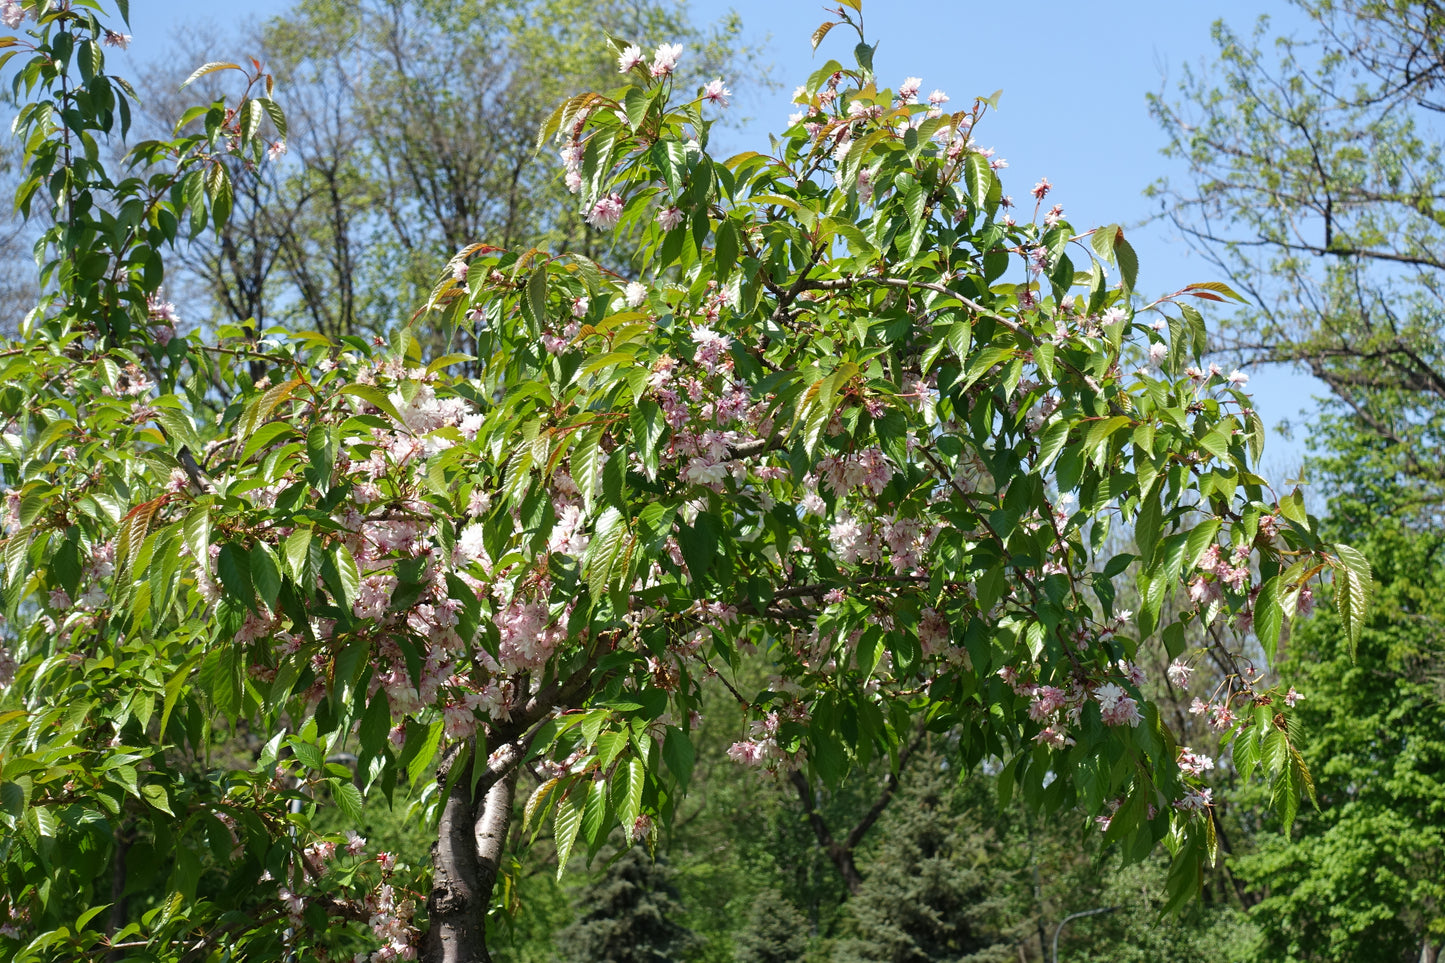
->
[421,735,531,963]
[420,661,598,963]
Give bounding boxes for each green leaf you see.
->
[406,719,445,784]
[323,542,361,613]
[1185,519,1222,573]
[359,691,392,762]
[1333,542,1372,657]
[663,726,695,788]
[618,758,645,837]
[141,784,174,816]
[1032,420,1069,474]
[284,528,313,582]
[964,153,991,209]
[1232,730,1259,782]
[332,780,364,822]
[1114,231,1138,292]
[526,264,548,327]
[585,507,632,601]
[554,791,584,879]
[1135,481,1162,568]
[216,543,255,610]
[524,777,560,839]
[1254,575,1284,663]
[580,777,609,853]
[1278,488,1308,527]
[181,62,241,89]
[249,542,282,611]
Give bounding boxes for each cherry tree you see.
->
[0,2,1369,962]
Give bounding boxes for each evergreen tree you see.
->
[733,889,810,963]
[835,759,1012,963]
[558,847,699,963]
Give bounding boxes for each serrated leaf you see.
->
[1232,729,1259,782]
[580,777,609,852]
[1254,575,1284,663]
[1278,488,1307,527]
[1033,419,1069,474]
[526,265,548,327]
[553,792,584,879]
[333,780,364,822]
[1333,542,1372,657]
[1185,519,1221,573]
[1115,232,1138,292]
[181,62,240,89]
[811,20,835,51]
[141,784,174,816]
[663,726,695,788]
[524,777,561,838]
[407,719,444,784]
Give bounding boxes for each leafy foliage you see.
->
[1236,520,1445,961]
[0,2,1363,960]
[1150,0,1445,517]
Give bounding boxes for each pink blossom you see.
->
[1167,659,1192,688]
[1174,786,1213,812]
[703,78,731,108]
[726,739,769,765]
[1227,369,1249,386]
[897,76,922,104]
[267,140,287,161]
[1031,177,1051,200]
[650,42,683,77]
[1,1,26,29]
[1028,685,1067,721]
[657,206,684,231]
[346,831,367,856]
[1101,694,1142,727]
[690,325,732,374]
[1177,747,1215,776]
[1284,686,1303,707]
[586,193,624,230]
[617,44,644,72]
[927,89,949,107]
[103,30,131,49]
[1208,703,1235,731]
[1033,725,1073,750]
[625,281,648,308]
[1093,682,1127,711]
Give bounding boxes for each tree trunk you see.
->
[422,744,489,963]
[1421,939,1439,963]
[421,736,531,963]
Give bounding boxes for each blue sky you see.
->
[123,0,1321,480]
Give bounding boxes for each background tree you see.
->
[833,753,1013,963]
[1150,0,1445,518]
[134,0,758,344]
[557,847,698,963]
[1233,512,1445,962]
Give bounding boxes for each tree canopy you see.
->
[0,2,1367,961]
